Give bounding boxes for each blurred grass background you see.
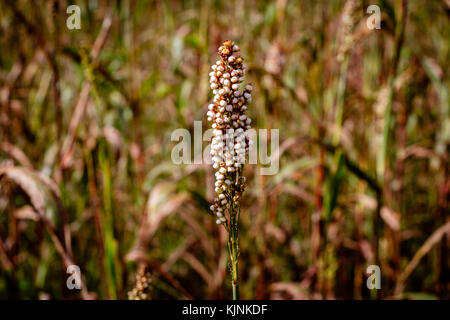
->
[0,0,449,299]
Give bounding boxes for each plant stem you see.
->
[228,205,240,300]
[232,261,239,300]
[231,236,239,300]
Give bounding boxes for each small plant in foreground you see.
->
[128,265,152,300]
[207,40,253,300]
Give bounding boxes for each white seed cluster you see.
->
[207,41,253,226]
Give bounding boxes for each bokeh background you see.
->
[0,0,449,299]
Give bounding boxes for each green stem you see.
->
[228,204,240,300]
[232,284,239,300]
[231,237,239,300]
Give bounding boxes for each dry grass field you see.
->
[0,0,449,300]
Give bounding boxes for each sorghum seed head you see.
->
[207,40,252,226]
